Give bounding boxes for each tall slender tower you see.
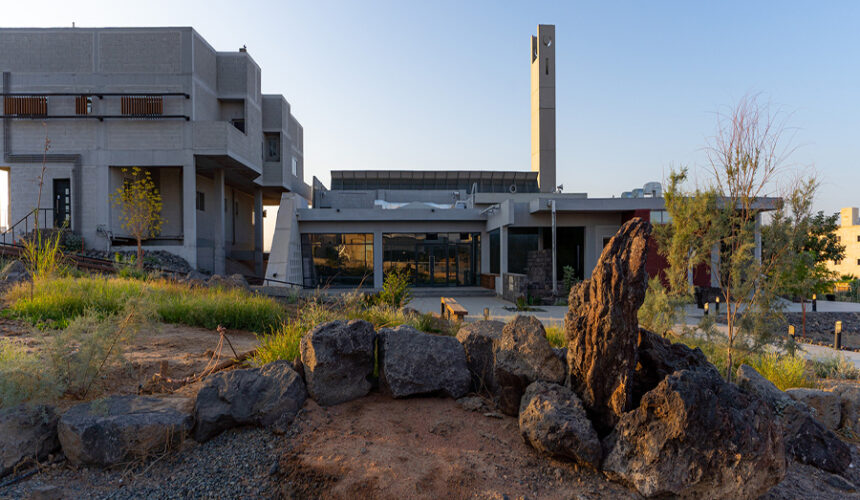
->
[531,24,556,193]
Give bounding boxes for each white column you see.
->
[212,168,226,275]
[480,230,490,274]
[182,163,198,270]
[254,188,264,276]
[373,231,383,290]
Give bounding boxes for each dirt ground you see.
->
[0,317,259,406]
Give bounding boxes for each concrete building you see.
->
[0,27,309,275]
[830,207,860,277]
[265,24,763,296]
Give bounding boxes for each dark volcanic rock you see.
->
[632,328,716,405]
[300,320,376,406]
[736,364,851,474]
[378,325,470,399]
[59,396,193,467]
[193,360,306,442]
[0,404,60,478]
[565,218,652,433]
[518,380,601,468]
[456,320,505,393]
[603,367,786,499]
[493,315,565,416]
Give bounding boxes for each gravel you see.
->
[0,427,281,499]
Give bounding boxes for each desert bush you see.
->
[0,339,62,408]
[20,228,68,280]
[376,268,412,308]
[5,276,284,332]
[810,355,860,381]
[750,352,814,391]
[638,278,683,336]
[545,324,565,348]
[562,265,579,294]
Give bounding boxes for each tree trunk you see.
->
[801,298,806,339]
[136,237,143,269]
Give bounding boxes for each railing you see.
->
[0,208,53,246]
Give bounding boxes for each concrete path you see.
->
[409,295,568,327]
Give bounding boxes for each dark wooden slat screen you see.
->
[121,96,163,116]
[3,96,48,116]
[75,96,88,115]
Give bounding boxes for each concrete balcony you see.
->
[192,121,261,175]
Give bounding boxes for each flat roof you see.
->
[330,170,538,181]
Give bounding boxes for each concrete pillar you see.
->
[480,230,490,274]
[181,163,198,270]
[372,231,384,290]
[212,168,226,275]
[497,225,509,295]
[254,188,264,277]
[710,242,720,288]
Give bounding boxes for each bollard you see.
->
[812,294,817,312]
[835,321,843,350]
[483,307,490,321]
[788,325,795,340]
[704,303,709,316]
[715,296,720,315]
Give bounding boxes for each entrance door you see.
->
[416,243,457,286]
[53,178,71,228]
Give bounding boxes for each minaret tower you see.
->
[531,24,556,193]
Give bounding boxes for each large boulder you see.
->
[0,260,30,284]
[518,380,601,469]
[736,364,851,473]
[378,325,470,399]
[0,404,60,478]
[785,388,842,431]
[193,360,306,442]
[830,383,860,434]
[58,396,193,467]
[300,320,376,406]
[456,320,505,393]
[492,315,565,416]
[632,328,714,405]
[565,219,651,433]
[603,367,786,499]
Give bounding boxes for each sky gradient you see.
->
[5,1,859,215]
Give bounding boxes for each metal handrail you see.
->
[1,208,53,246]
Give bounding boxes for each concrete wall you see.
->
[1,27,306,273]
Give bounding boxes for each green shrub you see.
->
[545,324,565,348]
[810,355,860,381]
[376,268,412,308]
[20,228,68,280]
[0,339,62,408]
[562,265,579,294]
[750,352,814,391]
[638,278,682,336]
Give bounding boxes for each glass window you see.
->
[508,228,539,274]
[489,229,500,274]
[291,156,298,176]
[382,232,480,286]
[264,133,280,161]
[301,233,373,288]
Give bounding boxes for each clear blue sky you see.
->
[6,1,859,215]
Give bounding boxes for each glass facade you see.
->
[383,233,480,286]
[508,228,539,274]
[300,233,373,288]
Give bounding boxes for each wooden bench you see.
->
[441,297,468,322]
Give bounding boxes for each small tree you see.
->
[111,167,164,268]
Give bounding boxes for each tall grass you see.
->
[544,324,565,348]
[749,352,814,391]
[0,339,62,408]
[5,276,284,332]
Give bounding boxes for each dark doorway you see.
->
[53,178,71,228]
[542,226,585,280]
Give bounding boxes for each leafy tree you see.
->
[766,190,845,336]
[111,167,164,268]
[661,95,811,382]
